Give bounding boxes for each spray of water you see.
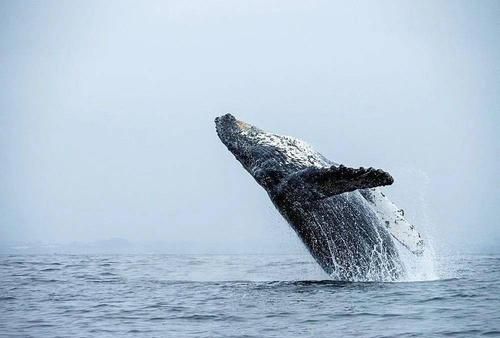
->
[397,241,438,281]
[395,169,440,282]
[328,168,443,283]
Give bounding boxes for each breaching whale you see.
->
[215,114,424,281]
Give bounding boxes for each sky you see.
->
[0,0,498,253]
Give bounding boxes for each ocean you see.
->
[1,253,499,337]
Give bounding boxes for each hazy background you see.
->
[1,0,498,254]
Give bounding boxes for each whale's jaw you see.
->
[215,113,332,183]
[215,113,327,191]
[214,113,254,160]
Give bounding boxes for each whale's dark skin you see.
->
[215,114,415,281]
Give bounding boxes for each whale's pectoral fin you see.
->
[292,165,394,199]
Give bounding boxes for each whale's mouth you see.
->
[215,113,328,172]
[215,113,249,135]
[215,114,255,154]
[215,113,237,143]
[215,114,274,176]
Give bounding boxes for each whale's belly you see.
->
[278,191,403,281]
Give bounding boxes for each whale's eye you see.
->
[254,168,284,189]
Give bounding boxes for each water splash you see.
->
[395,169,439,282]
[398,241,439,281]
[332,168,442,283]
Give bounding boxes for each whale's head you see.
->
[215,113,329,191]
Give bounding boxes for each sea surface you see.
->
[0,253,499,337]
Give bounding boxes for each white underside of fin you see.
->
[361,188,425,255]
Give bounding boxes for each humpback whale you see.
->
[215,114,424,281]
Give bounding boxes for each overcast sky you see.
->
[0,1,498,253]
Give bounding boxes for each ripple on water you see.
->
[0,254,499,338]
